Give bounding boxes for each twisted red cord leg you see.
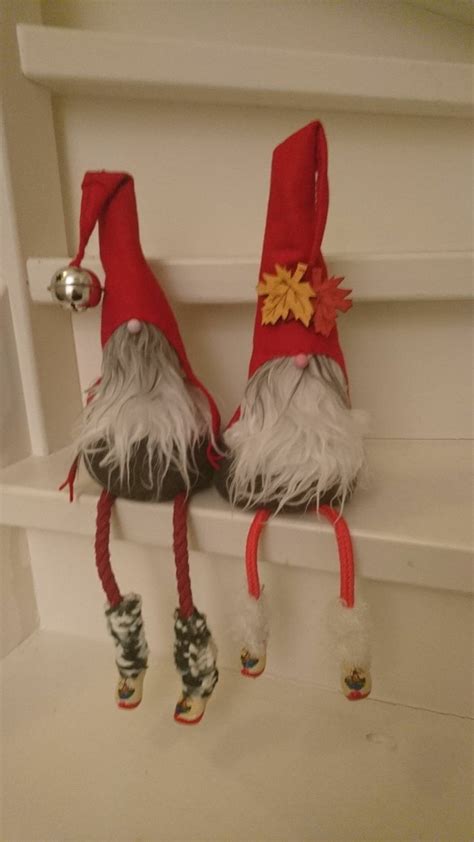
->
[318,505,354,607]
[95,489,148,710]
[173,492,194,620]
[95,489,122,607]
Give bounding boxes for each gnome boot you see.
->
[116,670,146,709]
[240,643,267,678]
[341,664,372,701]
[106,594,149,709]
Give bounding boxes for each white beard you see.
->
[75,323,212,493]
[223,355,368,512]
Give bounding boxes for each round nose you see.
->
[127,319,142,334]
[294,353,310,369]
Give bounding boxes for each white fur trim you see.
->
[234,588,269,656]
[75,323,212,494]
[174,610,218,698]
[224,355,368,512]
[105,593,149,678]
[189,637,218,696]
[327,598,371,668]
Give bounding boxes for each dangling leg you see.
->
[239,509,271,678]
[95,489,148,709]
[318,505,372,701]
[173,492,218,725]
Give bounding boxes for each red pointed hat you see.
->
[248,121,351,381]
[71,171,220,437]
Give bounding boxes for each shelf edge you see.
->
[17,24,474,117]
[28,253,474,305]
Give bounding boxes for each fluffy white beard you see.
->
[75,323,212,492]
[223,355,368,512]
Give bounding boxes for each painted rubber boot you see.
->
[341,664,372,701]
[240,645,267,678]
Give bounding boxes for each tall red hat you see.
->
[248,121,351,381]
[71,171,220,438]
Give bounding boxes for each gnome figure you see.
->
[55,172,220,723]
[215,122,372,700]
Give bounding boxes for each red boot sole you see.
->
[174,712,205,726]
[241,667,265,678]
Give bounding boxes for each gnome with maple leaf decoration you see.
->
[54,172,220,724]
[215,121,372,700]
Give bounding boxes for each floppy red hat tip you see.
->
[248,121,351,381]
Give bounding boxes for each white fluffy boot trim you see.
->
[105,593,149,678]
[327,598,372,699]
[235,588,269,656]
[327,598,371,668]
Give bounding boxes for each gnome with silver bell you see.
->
[53,171,220,724]
[215,122,372,700]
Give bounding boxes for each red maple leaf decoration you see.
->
[312,269,352,337]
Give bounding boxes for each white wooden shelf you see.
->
[28,252,473,305]
[0,440,471,594]
[17,24,473,118]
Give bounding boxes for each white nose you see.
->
[127,319,142,334]
[294,353,310,369]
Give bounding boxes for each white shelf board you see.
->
[0,440,472,594]
[28,252,473,305]
[17,24,473,118]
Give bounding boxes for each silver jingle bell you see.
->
[48,265,102,312]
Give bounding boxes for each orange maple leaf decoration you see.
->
[257,262,315,327]
[312,268,352,337]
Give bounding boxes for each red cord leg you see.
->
[95,489,122,607]
[173,493,194,620]
[59,455,79,502]
[317,505,354,607]
[245,509,271,599]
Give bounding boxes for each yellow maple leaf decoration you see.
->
[257,262,315,327]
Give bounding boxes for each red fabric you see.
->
[248,121,347,380]
[74,172,220,439]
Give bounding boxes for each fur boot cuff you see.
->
[105,593,149,678]
[174,609,218,699]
